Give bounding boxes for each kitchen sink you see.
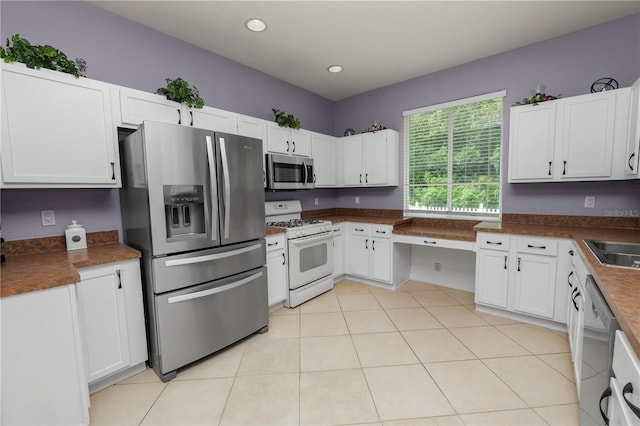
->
[584,240,640,269]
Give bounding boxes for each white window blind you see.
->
[404,91,504,219]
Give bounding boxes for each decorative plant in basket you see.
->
[272,108,301,129]
[0,34,87,77]
[156,78,205,108]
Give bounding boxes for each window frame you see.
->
[403,90,506,221]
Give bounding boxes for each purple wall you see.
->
[334,13,640,215]
[1,2,638,242]
[0,1,334,241]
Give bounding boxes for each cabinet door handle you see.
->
[189,111,194,126]
[365,173,368,183]
[599,386,612,425]
[372,240,375,251]
[286,141,290,152]
[282,253,286,265]
[527,244,546,249]
[177,108,181,125]
[359,174,363,183]
[548,161,552,176]
[504,255,508,270]
[423,240,436,245]
[116,270,122,289]
[569,249,574,256]
[630,152,636,171]
[562,160,567,175]
[365,239,368,249]
[292,141,295,152]
[111,162,116,180]
[622,382,640,418]
[314,173,316,183]
[567,271,574,288]
[517,257,521,272]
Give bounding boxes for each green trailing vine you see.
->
[0,34,86,78]
[156,78,204,108]
[272,108,301,129]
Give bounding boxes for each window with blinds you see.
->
[403,91,504,219]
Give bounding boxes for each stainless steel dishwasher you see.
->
[579,275,620,425]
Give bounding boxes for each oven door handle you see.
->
[289,232,332,246]
[167,271,263,304]
[164,243,262,267]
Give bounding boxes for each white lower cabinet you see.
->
[266,234,287,307]
[345,223,393,284]
[1,285,90,425]
[76,259,148,394]
[475,233,565,322]
[609,331,640,425]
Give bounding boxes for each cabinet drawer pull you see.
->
[599,386,612,425]
[629,152,636,171]
[527,244,547,249]
[354,228,364,232]
[423,240,436,245]
[267,241,279,247]
[623,382,640,418]
[486,240,502,245]
[375,230,387,234]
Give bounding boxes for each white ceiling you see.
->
[91,1,640,101]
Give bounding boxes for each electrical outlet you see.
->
[314,197,319,206]
[584,196,595,208]
[355,196,360,205]
[41,210,56,226]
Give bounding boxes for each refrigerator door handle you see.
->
[206,136,219,242]
[219,137,231,240]
[167,271,264,304]
[164,243,263,267]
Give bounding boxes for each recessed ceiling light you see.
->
[246,18,267,32]
[328,65,343,73]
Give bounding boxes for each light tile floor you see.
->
[89,279,579,425]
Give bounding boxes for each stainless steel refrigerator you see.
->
[119,121,267,381]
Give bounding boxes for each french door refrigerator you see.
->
[119,121,267,381]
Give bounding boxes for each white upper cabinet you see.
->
[237,114,268,187]
[1,62,119,188]
[119,87,237,133]
[341,129,399,187]
[310,132,338,187]
[626,77,640,176]
[266,123,311,157]
[508,102,557,180]
[558,91,616,179]
[509,88,631,182]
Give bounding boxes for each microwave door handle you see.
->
[219,137,231,240]
[206,136,218,242]
[302,161,308,184]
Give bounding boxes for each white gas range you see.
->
[265,200,334,308]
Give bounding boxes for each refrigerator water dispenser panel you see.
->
[163,185,205,239]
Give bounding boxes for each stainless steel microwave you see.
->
[266,153,314,190]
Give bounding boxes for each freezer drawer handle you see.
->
[164,243,262,267]
[623,382,640,418]
[167,271,263,304]
[599,386,611,425]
